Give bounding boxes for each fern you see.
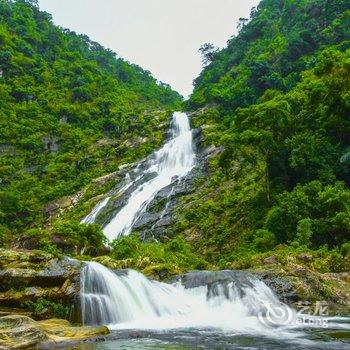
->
[340,148,350,163]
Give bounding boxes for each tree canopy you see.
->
[0,0,182,240]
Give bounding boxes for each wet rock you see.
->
[263,255,278,265]
[0,315,109,349]
[92,120,216,240]
[39,318,109,344]
[98,171,158,227]
[154,216,172,228]
[133,212,160,229]
[172,270,257,300]
[255,271,299,303]
[252,265,350,315]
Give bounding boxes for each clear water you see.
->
[63,327,350,350]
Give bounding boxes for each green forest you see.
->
[0,0,181,247]
[179,0,350,271]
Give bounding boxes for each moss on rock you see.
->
[0,315,109,349]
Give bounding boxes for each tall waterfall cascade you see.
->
[103,112,195,240]
[80,262,292,332]
[81,112,196,241]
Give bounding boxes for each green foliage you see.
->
[182,0,350,270]
[253,229,276,251]
[341,242,350,257]
[266,181,350,247]
[226,245,349,273]
[53,221,106,254]
[111,234,208,270]
[22,298,68,319]
[18,227,61,255]
[0,225,6,247]
[188,0,349,111]
[293,218,313,248]
[0,0,182,240]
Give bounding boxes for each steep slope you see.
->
[189,0,349,111]
[0,0,182,243]
[176,0,350,269]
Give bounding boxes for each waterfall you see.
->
[80,262,293,332]
[102,112,195,240]
[80,197,110,224]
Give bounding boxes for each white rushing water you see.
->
[103,112,195,241]
[81,197,110,225]
[80,262,294,333]
[79,262,350,350]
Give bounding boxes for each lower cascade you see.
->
[80,262,292,332]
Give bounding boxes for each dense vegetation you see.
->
[1,0,349,277]
[0,0,181,245]
[178,0,350,271]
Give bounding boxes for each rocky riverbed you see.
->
[0,248,349,348]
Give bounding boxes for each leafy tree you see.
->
[198,43,219,67]
[53,221,106,255]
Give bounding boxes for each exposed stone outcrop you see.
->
[0,250,82,319]
[93,255,182,280]
[43,190,85,219]
[0,315,109,350]
[92,162,137,186]
[0,315,47,349]
[251,264,350,315]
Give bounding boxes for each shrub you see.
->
[53,221,106,254]
[110,234,208,271]
[22,298,68,319]
[253,229,276,251]
[340,242,350,257]
[292,218,313,247]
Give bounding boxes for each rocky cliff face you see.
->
[0,249,82,320]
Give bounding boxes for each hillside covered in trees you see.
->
[0,0,182,245]
[0,0,349,275]
[179,0,350,269]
